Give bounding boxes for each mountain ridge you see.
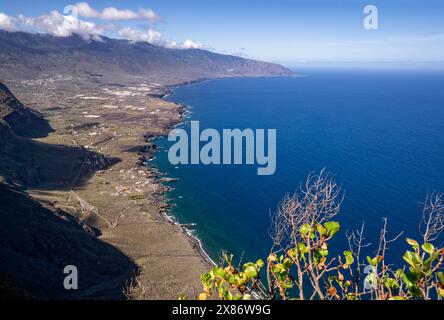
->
[0,30,291,85]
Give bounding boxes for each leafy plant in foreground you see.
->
[197,171,444,300]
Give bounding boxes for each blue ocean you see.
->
[153,69,444,264]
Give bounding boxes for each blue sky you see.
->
[1,0,443,65]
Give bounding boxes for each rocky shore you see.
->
[1,76,212,299]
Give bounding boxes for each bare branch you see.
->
[270,169,343,249]
[420,193,444,243]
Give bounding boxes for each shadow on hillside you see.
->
[0,81,54,139]
[0,82,138,300]
[3,108,55,139]
[0,184,137,300]
[0,133,121,189]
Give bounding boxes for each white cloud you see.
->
[118,27,162,44]
[19,10,104,40]
[118,27,203,49]
[73,2,97,18]
[74,2,160,21]
[2,4,203,49]
[167,39,203,49]
[0,12,16,31]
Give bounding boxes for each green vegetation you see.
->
[197,170,444,300]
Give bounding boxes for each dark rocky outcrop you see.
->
[0,81,53,138]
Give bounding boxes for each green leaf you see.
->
[319,248,329,257]
[223,289,233,300]
[421,243,435,255]
[283,258,292,269]
[406,238,419,250]
[297,242,306,252]
[324,221,340,237]
[343,251,354,265]
[238,273,247,285]
[244,266,258,279]
[401,271,422,298]
[384,277,399,290]
[437,272,444,285]
[297,242,307,254]
[227,274,236,285]
[402,252,414,267]
[366,255,383,266]
[401,271,421,297]
[256,259,264,268]
[395,269,404,278]
[287,248,298,259]
[401,272,414,287]
[403,251,422,267]
[243,262,254,270]
[316,224,327,236]
[213,267,226,278]
[299,223,312,236]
